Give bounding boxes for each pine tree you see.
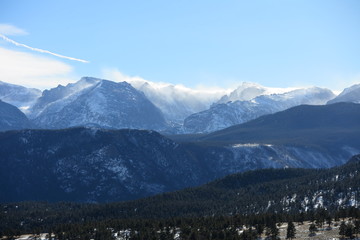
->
[326,216,332,229]
[345,223,354,239]
[265,223,279,240]
[265,226,272,239]
[309,223,317,236]
[255,224,264,237]
[339,221,346,238]
[355,220,360,238]
[286,221,296,239]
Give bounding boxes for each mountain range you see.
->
[183,87,335,133]
[1,77,360,133]
[1,102,359,203]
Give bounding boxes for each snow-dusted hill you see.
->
[183,87,335,133]
[0,81,41,112]
[327,83,360,104]
[29,77,167,130]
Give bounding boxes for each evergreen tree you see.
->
[266,223,279,240]
[355,220,360,238]
[286,221,296,239]
[345,223,354,239]
[339,221,346,239]
[326,216,332,229]
[265,226,272,239]
[255,224,264,237]
[309,223,317,236]
[188,230,197,240]
[240,229,257,240]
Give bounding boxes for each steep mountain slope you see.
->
[0,128,207,203]
[28,77,101,119]
[0,100,32,131]
[29,77,167,130]
[183,87,335,133]
[328,83,360,104]
[0,81,41,112]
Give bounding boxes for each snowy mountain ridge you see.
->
[29,77,167,130]
[183,87,336,133]
[217,81,299,103]
[1,77,360,133]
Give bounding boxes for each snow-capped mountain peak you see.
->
[217,82,301,104]
[328,83,360,104]
[338,83,360,97]
[183,86,336,133]
[29,77,167,130]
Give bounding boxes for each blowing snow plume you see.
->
[0,34,89,63]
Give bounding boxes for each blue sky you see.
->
[0,0,359,90]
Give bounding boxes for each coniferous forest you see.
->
[1,155,360,239]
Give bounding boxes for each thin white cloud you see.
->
[0,24,28,36]
[0,34,89,63]
[102,68,230,108]
[102,68,231,95]
[0,47,77,89]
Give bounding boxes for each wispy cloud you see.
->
[102,68,231,94]
[0,47,77,89]
[0,23,89,63]
[0,34,89,63]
